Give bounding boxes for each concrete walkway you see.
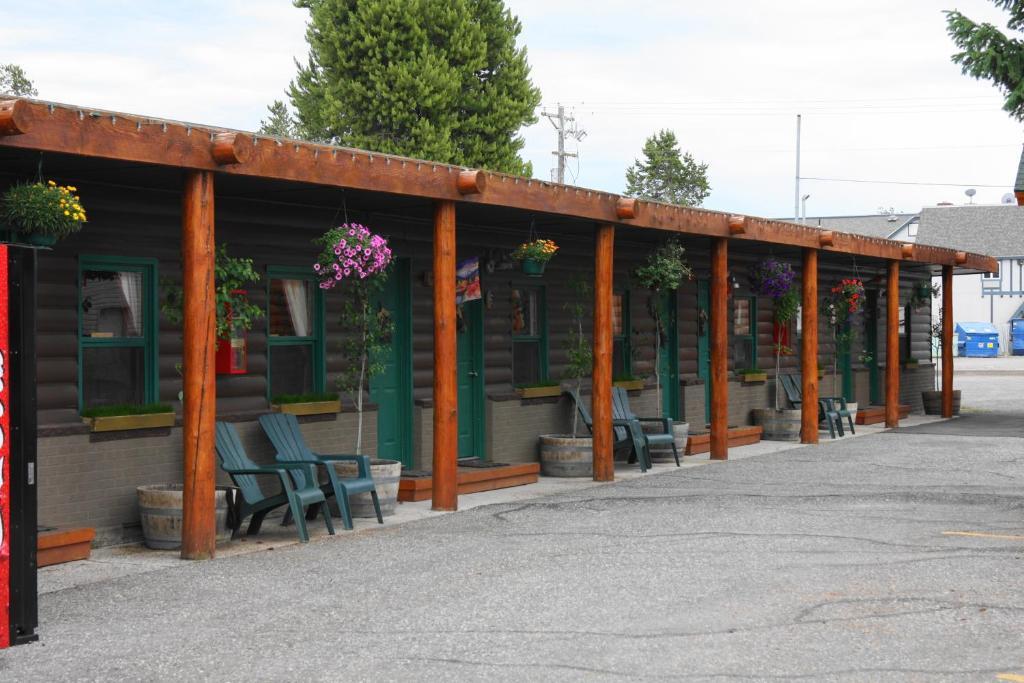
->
[4,410,1022,681]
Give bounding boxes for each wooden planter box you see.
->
[685,426,763,455]
[612,379,645,391]
[398,462,540,502]
[38,527,95,567]
[85,412,175,432]
[272,400,341,416]
[740,372,768,383]
[515,385,562,399]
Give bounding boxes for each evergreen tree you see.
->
[624,130,710,207]
[947,1,1024,120]
[258,100,301,138]
[288,0,541,175]
[0,63,37,97]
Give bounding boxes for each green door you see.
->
[370,259,413,468]
[659,290,680,419]
[457,299,485,459]
[697,280,711,424]
[840,320,854,401]
[866,289,880,405]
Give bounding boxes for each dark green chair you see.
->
[613,387,680,467]
[565,389,651,472]
[779,374,852,438]
[214,421,335,543]
[258,412,383,531]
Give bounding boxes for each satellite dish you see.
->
[965,188,976,197]
[1002,192,1016,205]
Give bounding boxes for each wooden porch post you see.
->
[941,265,954,418]
[432,200,458,511]
[885,260,900,428]
[181,170,217,560]
[592,223,615,481]
[800,248,819,444]
[710,237,728,460]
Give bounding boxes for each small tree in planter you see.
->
[1,179,86,246]
[634,238,692,417]
[563,275,593,437]
[314,223,393,455]
[748,259,801,440]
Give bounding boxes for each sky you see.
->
[3,0,1022,218]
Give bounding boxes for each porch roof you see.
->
[0,97,996,274]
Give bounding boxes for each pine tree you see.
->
[0,64,37,97]
[258,100,301,139]
[946,1,1024,120]
[288,0,541,175]
[624,130,710,207]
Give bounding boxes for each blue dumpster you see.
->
[1011,319,1024,356]
[955,322,1000,357]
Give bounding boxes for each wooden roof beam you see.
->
[0,100,31,136]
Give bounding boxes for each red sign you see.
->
[0,244,9,648]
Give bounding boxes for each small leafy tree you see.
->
[634,238,692,416]
[562,274,592,437]
[749,259,798,410]
[0,63,37,97]
[161,245,263,341]
[625,130,710,207]
[258,100,302,139]
[314,224,393,454]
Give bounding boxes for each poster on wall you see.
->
[455,256,481,305]
[0,244,10,649]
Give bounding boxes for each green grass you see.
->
[271,392,339,405]
[515,380,560,390]
[82,403,173,418]
[739,368,765,375]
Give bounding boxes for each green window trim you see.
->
[511,285,549,383]
[613,290,632,376]
[266,266,326,401]
[77,255,160,412]
[733,295,758,370]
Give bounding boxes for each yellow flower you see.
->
[64,210,70,216]
[68,186,77,191]
[47,180,56,186]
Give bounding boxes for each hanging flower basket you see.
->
[512,238,558,277]
[521,258,546,277]
[0,180,87,246]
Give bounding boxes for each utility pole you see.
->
[542,104,586,184]
[794,113,801,222]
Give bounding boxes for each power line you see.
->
[800,176,1008,188]
[541,104,586,184]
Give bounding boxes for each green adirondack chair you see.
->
[613,387,680,466]
[779,374,852,438]
[214,421,335,543]
[258,413,383,531]
[565,389,650,472]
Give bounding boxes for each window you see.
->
[612,291,631,377]
[511,286,547,386]
[733,296,757,369]
[267,267,325,400]
[78,257,158,410]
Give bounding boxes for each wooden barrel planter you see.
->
[330,459,402,518]
[539,434,593,477]
[137,485,230,550]
[922,390,961,415]
[645,421,690,463]
[751,408,802,442]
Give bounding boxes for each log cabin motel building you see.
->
[0,98,995,562]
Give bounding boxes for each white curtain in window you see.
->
[282,279,311,337]
[118,272,143,336]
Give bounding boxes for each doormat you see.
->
[457,459,510,469]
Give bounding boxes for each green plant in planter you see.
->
[81,403,172,418]
[634,238,692,417]
[1,180,86,244]
[161,245,263,341]
[908,281,939,309]
[562,274,593,437]
[271,392,339,405]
